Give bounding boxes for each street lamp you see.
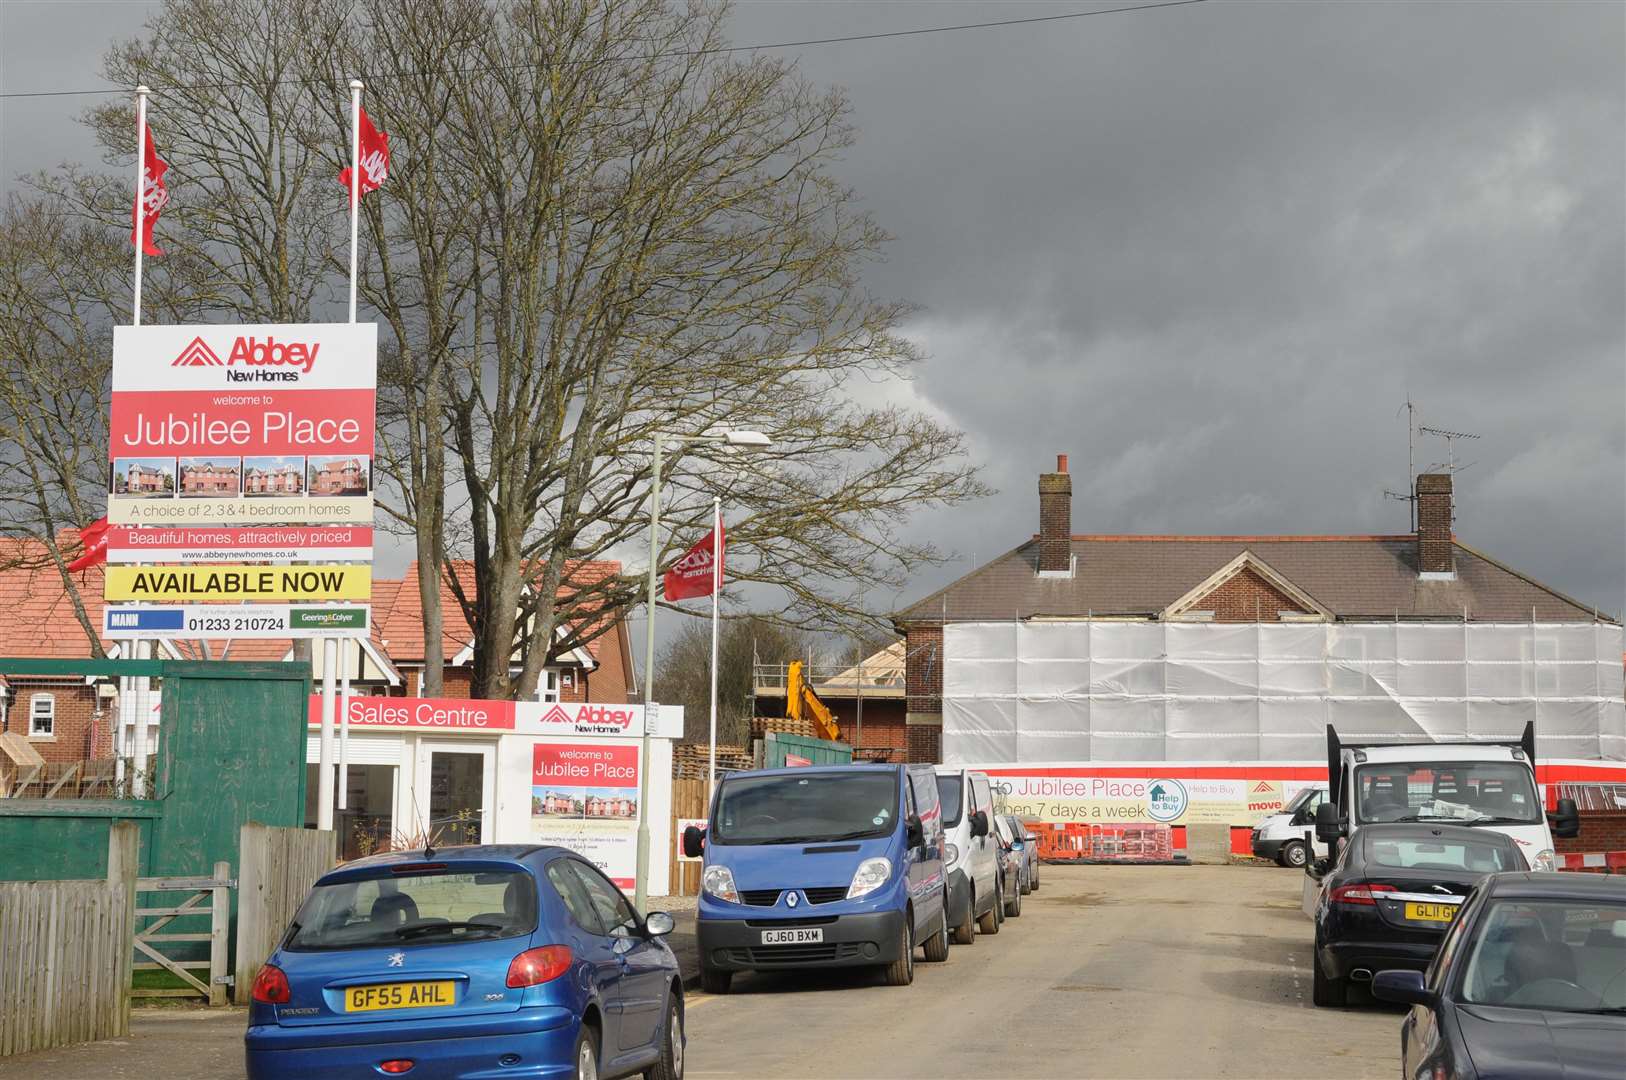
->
[634,428,773,911]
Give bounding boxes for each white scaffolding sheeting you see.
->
[942,621,1626,764]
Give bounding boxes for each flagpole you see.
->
[348,79,362,323]
[708,495,721,811]
[132,86,149,326]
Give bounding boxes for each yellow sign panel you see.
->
[104,565,371,602]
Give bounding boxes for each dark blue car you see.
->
[245,845,684,1080]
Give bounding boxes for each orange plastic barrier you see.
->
[1034,822,1178,863]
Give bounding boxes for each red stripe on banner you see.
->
[981,765,1330,781]
[110,388,375,456]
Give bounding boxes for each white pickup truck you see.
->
[1302,722,1581,916]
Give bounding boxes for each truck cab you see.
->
[1312,722,1579,874]
[1251,786,1328,867]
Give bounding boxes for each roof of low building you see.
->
[895,535,1607,624]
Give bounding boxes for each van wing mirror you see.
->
[1314,802,1345,845]
[970,810,989,838]
[682,825,706,859]
[1549,797,1581,840]
[905,815,925,849]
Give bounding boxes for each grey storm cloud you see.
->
[4,1,1622,619]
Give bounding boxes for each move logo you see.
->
[172,336,224,367]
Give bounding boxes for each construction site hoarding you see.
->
[941,620,1626,765]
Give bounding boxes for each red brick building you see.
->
[179,461,240,495]
[244,464,303,494]
[310,458,367,495]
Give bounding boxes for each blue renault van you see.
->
[682,763,949,993]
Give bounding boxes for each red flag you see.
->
[338,107,390,202]
[130,122,169,256]
[663,524,724,601]
[65,516,112,573]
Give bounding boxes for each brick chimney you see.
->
[1038,454,1072,575]
[1415,472,1454,576]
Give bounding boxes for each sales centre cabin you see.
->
[889,457,1626,831]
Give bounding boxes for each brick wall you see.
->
[904,624,943,717]
[907,724,941,765]
[1193,568,1306,622]
[1556,811,1626,855]
[3,680,110,763]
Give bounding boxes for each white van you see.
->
[934,768,1002,942]
[1250,787,1328,868]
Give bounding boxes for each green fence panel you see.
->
[0,801,161,882]
[763,732,853,769]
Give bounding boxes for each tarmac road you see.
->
[684,863,1402,1080]
[0,864,1402,1080]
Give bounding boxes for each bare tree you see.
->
[654,615,823,746]
[10,0,987,695]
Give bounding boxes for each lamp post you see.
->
[635,428,772,912]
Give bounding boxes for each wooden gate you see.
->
[668,777,705,897]
[131,862,233,1005]
[234,823,336,1005]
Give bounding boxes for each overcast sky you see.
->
[3,1,1622,627]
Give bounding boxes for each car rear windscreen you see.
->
[284,869,538,950]
[1363,834,1523,873]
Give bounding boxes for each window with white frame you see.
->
[30,694,55,737]
[540,669,561,703]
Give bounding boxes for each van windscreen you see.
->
[712,771,899,845]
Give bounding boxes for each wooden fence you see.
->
[234,822,336,1006]
[668,777,706,897]
[0,826,136,1058]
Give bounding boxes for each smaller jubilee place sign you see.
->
[104,604,369,639]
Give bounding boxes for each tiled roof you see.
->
[0,534,110,658]
[896,536,1608,624]
[381,559,625,664]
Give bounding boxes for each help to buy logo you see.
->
[172,335,320,374]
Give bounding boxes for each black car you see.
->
[1373,872,1626,1080]
[1311,823,1527,1007]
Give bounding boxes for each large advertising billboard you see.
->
[108,323,376,526]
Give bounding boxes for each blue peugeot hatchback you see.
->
[245,845,683,1080]
[682,763,949,993]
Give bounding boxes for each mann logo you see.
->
[172,335,224,367]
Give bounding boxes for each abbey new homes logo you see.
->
[541,703,636,736]
[172,334,320,382]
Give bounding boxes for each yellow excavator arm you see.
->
[786,660,843,742]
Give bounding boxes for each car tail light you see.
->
[1329,883,1397,906]
[378,1061,414,1074]
[506,945,572,988]
[250,963,291,1004]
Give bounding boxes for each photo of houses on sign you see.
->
[243,455,306,497]
[178,457,241,497]
[111,457,176,497]
[531,787,639,820]
[307,455,370,496]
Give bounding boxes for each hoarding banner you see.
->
[299,696,683,739]
[307,696,517,731]
[108,322,376,526]
[984,771,1252,826]
[105,524,372,563]
[104,564,371,602]
[107,604,369,639]
[531,741,642,889]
